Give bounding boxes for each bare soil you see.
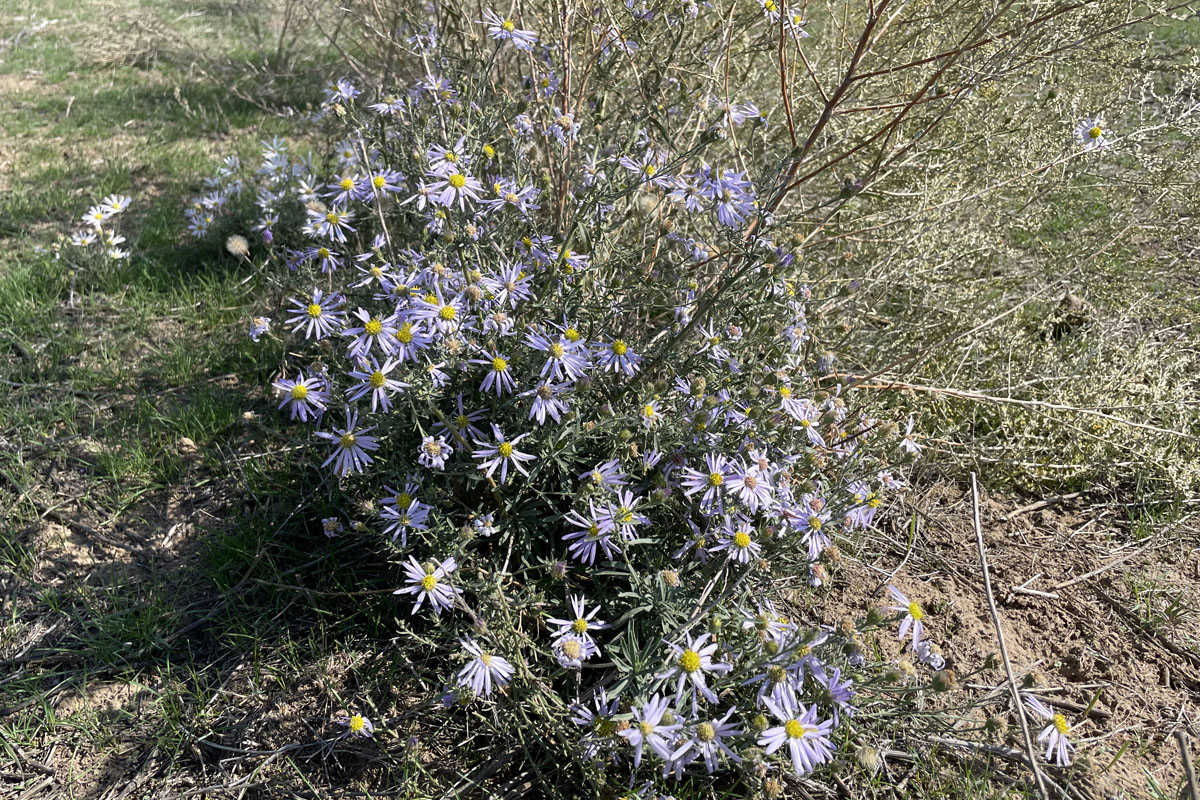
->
[814,480,1200,799]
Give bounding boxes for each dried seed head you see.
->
[931,669,957,692]
[984,715,1008,738]
[855,744,881,773]
[225,234,250,258]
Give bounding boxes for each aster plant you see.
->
[175,0,1154,791]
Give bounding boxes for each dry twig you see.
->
[970,472,1050,800]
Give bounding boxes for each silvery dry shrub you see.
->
[180,0,1138,791]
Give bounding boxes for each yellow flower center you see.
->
[307,303,323,318]
[483,144,496,158]
[420,573,437,591]
[643,404,656,418]
[438,305,457,321]
[480,652,493,667]
[317,247,330,259]
[1088,125,1102,139]
[444,151,457,163]
[395,493,411,508]
[708,472,724,487]
[784,719,806,738]
[679,649,702,673]
[502,18,515,31]
[908,602,924,621]
[369,371,386,388]
[373,175,386,189]
[1052,714,1069,734]
[498,442,514,458]
[767,665,788,684]
[491,357,508,372]
[325,211,342,225]
[779,386,792,398]
[349,714,365,732]
[644,164,657,177]
[396,323,414,343]
[291,384,308,400]
[612,340,628,356]
[448,173,467,189]
[370,267,383,279]
[340,177,354,190]
[364,319,383,335]
[565,328,581,342]
[764,0,777,11]
[455,414,469,429]
[809,517,822,531]
[571,618,589,634]
[733,531,751,549]
[561,639,582,659]
[549,342,565,358]
[339,433,356,448]
[639,721,655,735]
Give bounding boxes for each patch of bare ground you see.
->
[813,480,1200,798]
[1,460,234,797]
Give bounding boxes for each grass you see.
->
[1,1,1198,798]
[0,1,359,793]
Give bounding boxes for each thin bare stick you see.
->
[851,379,1190,439]
[1005,492,1084,521]
[971,472,1050,800]
[1178,730,1199,800]
[1052,545,1150,591]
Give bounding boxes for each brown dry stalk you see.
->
[970,472,1050,800]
